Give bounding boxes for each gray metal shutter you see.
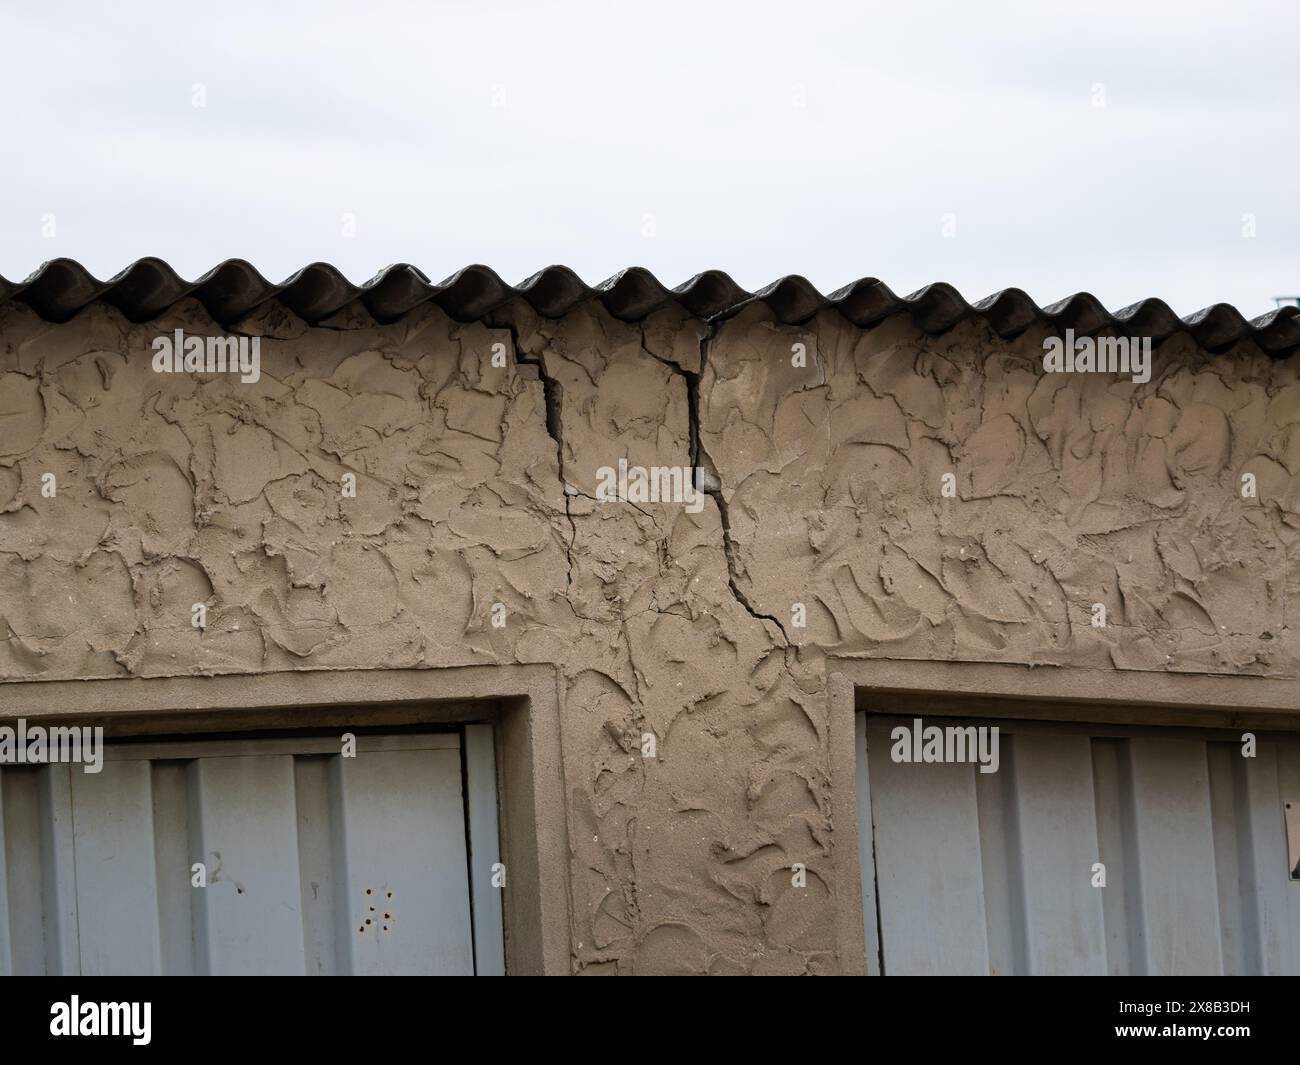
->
[858,715,1300,975]
[0,732,489,975]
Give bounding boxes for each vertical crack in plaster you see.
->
[510,326,577,593]
[514,308,795,647]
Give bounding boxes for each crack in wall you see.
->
[650,319,792,646]
[708,474,791,645]
[507,324,577,594]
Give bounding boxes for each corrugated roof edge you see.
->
[2,258,1297,356]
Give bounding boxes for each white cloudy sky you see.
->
[2,0,1297,318]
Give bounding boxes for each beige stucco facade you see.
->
[2,291,1297,972]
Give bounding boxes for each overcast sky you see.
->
[2,1,1296,319]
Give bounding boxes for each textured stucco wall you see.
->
[706,306,1300,677]
[1,294,1297,973]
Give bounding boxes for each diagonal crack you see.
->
[708,472,790,645]
[644,321,790,646]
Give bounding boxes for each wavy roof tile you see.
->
[2,258,1297,356]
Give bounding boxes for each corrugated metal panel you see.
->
[2,258,1297,355]
[860,715,1300,975]
[0,731,495,975]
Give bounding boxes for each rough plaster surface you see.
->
[705,306,1300,678]
[1,294,1297,974]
